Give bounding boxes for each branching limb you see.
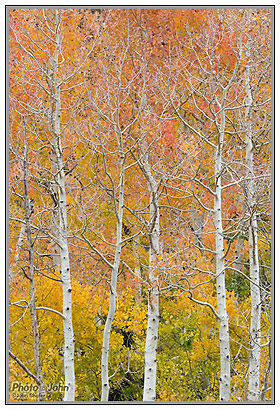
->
[36,306,65,319]
[80,233,114,269]
[9,351,39,384]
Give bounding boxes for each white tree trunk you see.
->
[101,151,125,402]
[215,101,231,402]
[245,52,261,401]
[143,162,160,402]
[247,214,261,400]
[53,11,75,400]
[58,167,75,401]
[9,220,26,281]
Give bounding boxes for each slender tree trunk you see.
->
[101,149,125,402]
[9,219,26,289]
[234,228,244,276]
[260,340,271,401]
[245,50,261,401]
[143,161,160,402]
[233,217,246,306]
[53,11,75,400]
[191,207,205,255]
[56,148,75,401]
[9,220,26,280]
[247,214,261,401]
[23,118,45,401]
[215,100,231,402]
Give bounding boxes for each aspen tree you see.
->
[10,9,104,399]
[223,10,271,399]
[73,14,130,399]
[100,116,126,400]
[22,118,45,401]
[142,157,160,402]
[214,87,231,402]
[9,8,272,402]
[244,35,261,401]
[51,10,76,400]
[167,10,248,400]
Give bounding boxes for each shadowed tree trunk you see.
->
[23,117,45,401]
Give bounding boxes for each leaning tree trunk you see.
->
[214,98,231,402]
[245,46,261,401]
[143,161,160,402]
[53,11,75,400]
[23,118,45,401]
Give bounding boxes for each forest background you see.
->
[7,6,273,403]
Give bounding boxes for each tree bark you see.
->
[101,141,125,401]
[245,46,261,401]
[247,214,261,401]
[9,219,26,281]
[53,11,75,400]
[143,160,160,402]
[215,98,231,402]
